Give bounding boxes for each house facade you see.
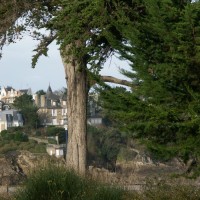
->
[0,86,32,104]
[0,100,10,111]
[46,144,66,158]
[33,85,68,129]
[0,109,24,132]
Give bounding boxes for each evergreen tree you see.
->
[100,0,200,162]
[13,94,39,130]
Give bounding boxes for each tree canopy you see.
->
[100,0,200,162]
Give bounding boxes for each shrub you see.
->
[14,166,125,200]
[0,130,8,138]
[14,132,28,142]
[46,126,66,144]
[1,130,14,140]
[7,126,23,133]
[48,138,57,144]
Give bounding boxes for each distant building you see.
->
[46,143,66,158]
[87,116,102,125]
[0,100,10,111]
[87,92,103,126]
[0,109,24,132]
[0,86,32,104]
[33,85,68,129]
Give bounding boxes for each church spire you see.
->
[47,83,52,97]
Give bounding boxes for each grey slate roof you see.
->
[46,85,60,101]
[0,109,24,124]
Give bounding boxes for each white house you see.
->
[46,144,66,158]
[0,109,24,132]
[0,86,32,104]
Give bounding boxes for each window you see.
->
[52,119,57,125]
[52,109,57,116]
[62,109,67,116]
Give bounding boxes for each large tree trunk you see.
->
[61,52,87,175]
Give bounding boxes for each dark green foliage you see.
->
[99,1,200,162]
[87,125,126,169]
[1,129,28,142]
[0,130,9,140]
[13,94,40,130]
[48,138,57,144]
[14,131,28,142]
[0,139,46,154]
[1,130,15,141]
[46,126,66,144]
[35,90,46,95]
[7,126,23,132]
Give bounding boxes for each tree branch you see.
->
[89,75,138,89]
[100,75,132,87]
[32,34,57,67]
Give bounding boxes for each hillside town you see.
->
[0,85,103,158]
[0,85,67,131]
[0,85,102,132]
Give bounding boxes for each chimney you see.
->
[40,95,46,107]
[34,94,40,107]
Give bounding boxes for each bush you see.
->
[0,130,8,137]
[7,126,23,133]
[1,130,15,140]
[14,132,28,142]
[14,166,125,200]
[87,125,126,169]
[0,140,46,154]
[46,126,66,144]
[48,138,57,144]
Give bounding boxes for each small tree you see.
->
[13,94,40,131]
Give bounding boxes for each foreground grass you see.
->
[13,166,125,200]
[1,165,200,200]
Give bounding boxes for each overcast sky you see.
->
[0,36,131,93]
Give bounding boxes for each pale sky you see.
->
[0,36,131,93]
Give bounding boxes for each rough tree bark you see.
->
[61,51,87,175]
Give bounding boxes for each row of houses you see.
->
[0,85,68,131]
[0,85,103,133]
[0,85,103,158]
[0,86,32,104]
